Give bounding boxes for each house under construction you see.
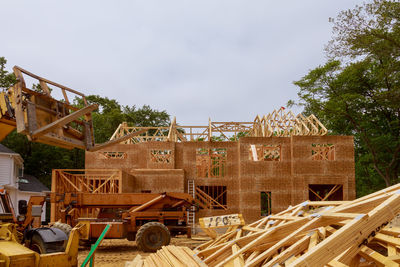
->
[51,108,355,223]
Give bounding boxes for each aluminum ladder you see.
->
[187,179,196,234]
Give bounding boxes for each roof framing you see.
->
[110,108,328,143]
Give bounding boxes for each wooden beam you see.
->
[88,129,147,152]
[14,66,86,97]
[291,193,400,266]
[31,104,97,137]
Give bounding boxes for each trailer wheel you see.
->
[30,234,48,254]
[136,222,171,252]
[52,222,72,237]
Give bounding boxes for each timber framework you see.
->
[52,108,355,224]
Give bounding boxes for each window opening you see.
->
[249,145,281,161]
[98,152,127,159]
[150,150,172,163]
[260,192,272,216]
[196,148,227,177]
[141,190,151,193]
[308,184,343,201]
[311,144,335,160]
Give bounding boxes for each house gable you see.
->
[0,154,13,185]
[0,144,23,187]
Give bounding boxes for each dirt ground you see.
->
[77,236,209,267]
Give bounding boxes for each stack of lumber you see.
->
[128,184,400,266]
[125,245,207,267]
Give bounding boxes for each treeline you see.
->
[0,58,170,188]
[1,0,399,196]
[290,0,400,196]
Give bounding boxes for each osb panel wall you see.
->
[291,175,350,205]
[175,142,237,179]
[130,169,184,193]
[121,171,135,193]
[238,136,355,223]
[291,136,355,177]
[238,137,292,222]
[145,142,176,169]
[85,135,355,224]
[291,135,356,203]
[175,142,240,217]
[86,144,147,170]
[85,142,176,172]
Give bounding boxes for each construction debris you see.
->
[129,184,400,266]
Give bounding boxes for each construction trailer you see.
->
[52,108,355,224]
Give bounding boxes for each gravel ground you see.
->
[77,236,209,267]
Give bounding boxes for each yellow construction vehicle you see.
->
[0,188,87,267]
[0,66,140,151]
[0,221,85,267]
[0,67,122,266]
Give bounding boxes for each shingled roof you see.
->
[0,144,18,154]
[18,174,49,192]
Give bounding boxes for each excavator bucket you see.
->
[0,66,97,150]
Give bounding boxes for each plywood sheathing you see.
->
[238,136,355,222]
[238,137,293,222]
[176,141,241,218]
[130,169,184,193]
[83,134,355,223]
[290,135,356,206]
[85,142,176,171]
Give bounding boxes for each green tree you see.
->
[0,57,16,90]
[290,0,400,195]
[1,58,170,187]
[75,95,170,143]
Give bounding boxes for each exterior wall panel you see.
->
[85,135,355,223]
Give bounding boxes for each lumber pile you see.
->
[125,245,206,267]
[199,214,246,239]
[127,184,400,266]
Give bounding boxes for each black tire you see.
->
[52,222,72,237]
[136,222,171,252]
[51,222,72,250]
[30,234,48,254]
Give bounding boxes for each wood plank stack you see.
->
[125,245,207,267]
[127,184,400,266]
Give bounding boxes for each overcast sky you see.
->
[1,0,363,125]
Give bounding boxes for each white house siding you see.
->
[0,155,12,185]
[18,191,46,222]
[0,150,46,222]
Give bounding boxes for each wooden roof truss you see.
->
[190,184,400,266]
[128,183,400,266]
[109,108,328,143]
